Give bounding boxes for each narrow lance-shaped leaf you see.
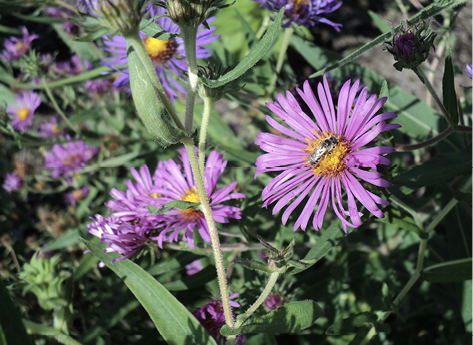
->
[200,7,284,88]
[83,240,217,345]
[442,48,459,128]
[422,258,472,283]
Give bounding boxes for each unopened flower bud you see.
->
[385,20,437,72]
[76,0,149,37]
[162,0,231,28]
[197,64,238,101]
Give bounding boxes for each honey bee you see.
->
[308,136,339,166]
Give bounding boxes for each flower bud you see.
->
[76,0,149,38]
[162,0,231,28]
[197,64,238,101]
[385,20,437,72]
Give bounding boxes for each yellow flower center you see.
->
[180,186,203,220]
[52,124,61,134]
[62,154,79,165]
[143,36,178,65]
[148,192,162,198]
[302,131,351,178]
[17,108,30,120]
[15,42,25,51]
[72,189,84,200]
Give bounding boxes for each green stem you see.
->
[395,127,453,151]
[226,272,280,345]
[41,77,79,135]
[415,66,452,126]
[389,195,423,230]
[268,27,294,94]
[181,25,199,132]
[199,97,214,175]
[182,137,235,329]
[125,27,184,131]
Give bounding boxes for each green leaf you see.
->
[379,80,389,99]
[22,320,82,345]
[452,190,472,204]
[72,252,100,282]
[53,23,100,61]
[164,266,216,291]
[290,220,352,275]
[200,7,284,88]
[43,230,80,251]
[148,200,201,215]
[221,300,323,335]
[12,13,65,24]
[367,10,391,33]
[147,252,203,276]
[0,279,34,345]
[394,145,472,193]
[309,0,472,77]
[422,258,472,283]
[139,17,179,40]
[442,48,459,128]
[83,239,217,345]
[326,312,377,335]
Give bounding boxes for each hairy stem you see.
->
[182,137,235,329]
[198,97,214,175]
[125,28,184,130]
[181,26,199,132]
[268,27,294,94]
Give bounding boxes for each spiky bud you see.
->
[385,20,437,72]
[197,64,237,101]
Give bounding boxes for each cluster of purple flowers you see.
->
[0,26,38,62]
[87,147,246,262]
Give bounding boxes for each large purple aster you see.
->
[101,5,219,99]
[255,75,400,232]
[45,138,99,178]
[252,0,342,30]
[7,91,41,132]
[154,147,246,250]
[0,26,38,62]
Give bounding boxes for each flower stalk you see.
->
[268,27,293,94]
[199,96,214,175]
[181,26,200,132]
[182,137,235,329]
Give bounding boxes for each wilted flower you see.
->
[155,147,246,250]
[3,173,23,193]
[64,186,90,206]
[39,117,66,137]
[87,214,160,263]
[101,5,218,99]
[251,0,342,30]
[0,26,38,62]
[255,76,400,232]
[7,91,41,133]
[385,20,437,72]
[192,293,245,345]
[45,138,99,178]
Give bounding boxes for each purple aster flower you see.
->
[463,63,472,80]
[39,117,67,137]
[255,75,400,232]
[192,293,245,345]
[153,148,246,250]
[64,186,89,206]
[3,173,23,193]
[252,0,342,30]
[0,26,38,62]
[264,292,284,311]
[87,214,160,263]
[185,259,203,275]
[7,91,41,132]
[84,78,110,97]
[101,5,219,99]
[45,138,99,178]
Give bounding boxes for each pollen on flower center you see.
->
[288,0,309,17]
[72,189,84,199]
[17,108,29,120]
[180,186,203,220]
[144,36,178,65]
[148,192,162,198]
[302,131,351,177]
[15,42,25,51]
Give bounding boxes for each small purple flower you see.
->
[45,138,99,178]
[44,7,79,35]
[463,63,472,80]
[252,0,342,30]
[154,147,246,250]
[84,78,110,97]
[192,293,245,345]
[3,173,23,193]
[39,117,66,137]
[101,5,219,99]
[185,260,203,275]
[87,214,160,263]
[255,75,400,232]
[7,91,41,132]
[0,26,38,62]
[392,31,417,59]
[264,293,284,311]
[64,186,89,206]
